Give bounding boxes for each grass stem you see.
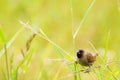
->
[4,44,10,80]
[73,0,96,39]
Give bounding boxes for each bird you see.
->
[75,49,98,67]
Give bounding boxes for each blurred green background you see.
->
[0,0,120,80]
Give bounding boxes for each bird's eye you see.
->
[77,49,84,58]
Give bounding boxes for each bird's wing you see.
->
[86,53,96,63]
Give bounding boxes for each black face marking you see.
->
[77,49,84,58]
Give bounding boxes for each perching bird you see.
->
[75,49,98,67]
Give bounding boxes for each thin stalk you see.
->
[73,0,96,39]
[4,44,10,80]
[74,63,77,80]
[76,65,82,80]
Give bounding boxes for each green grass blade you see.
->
[107,66,119,80]
[4,44,10,80]
[74,64,77,80]
[10,52,14,78]
[22,49,34,73]
[0,28,6,44]
[73,0,96,39]
[0,27,24,57]
[11,49,34,80]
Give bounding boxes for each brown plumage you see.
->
[76,49,98,66]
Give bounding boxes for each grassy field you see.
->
[0,0,120,80]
